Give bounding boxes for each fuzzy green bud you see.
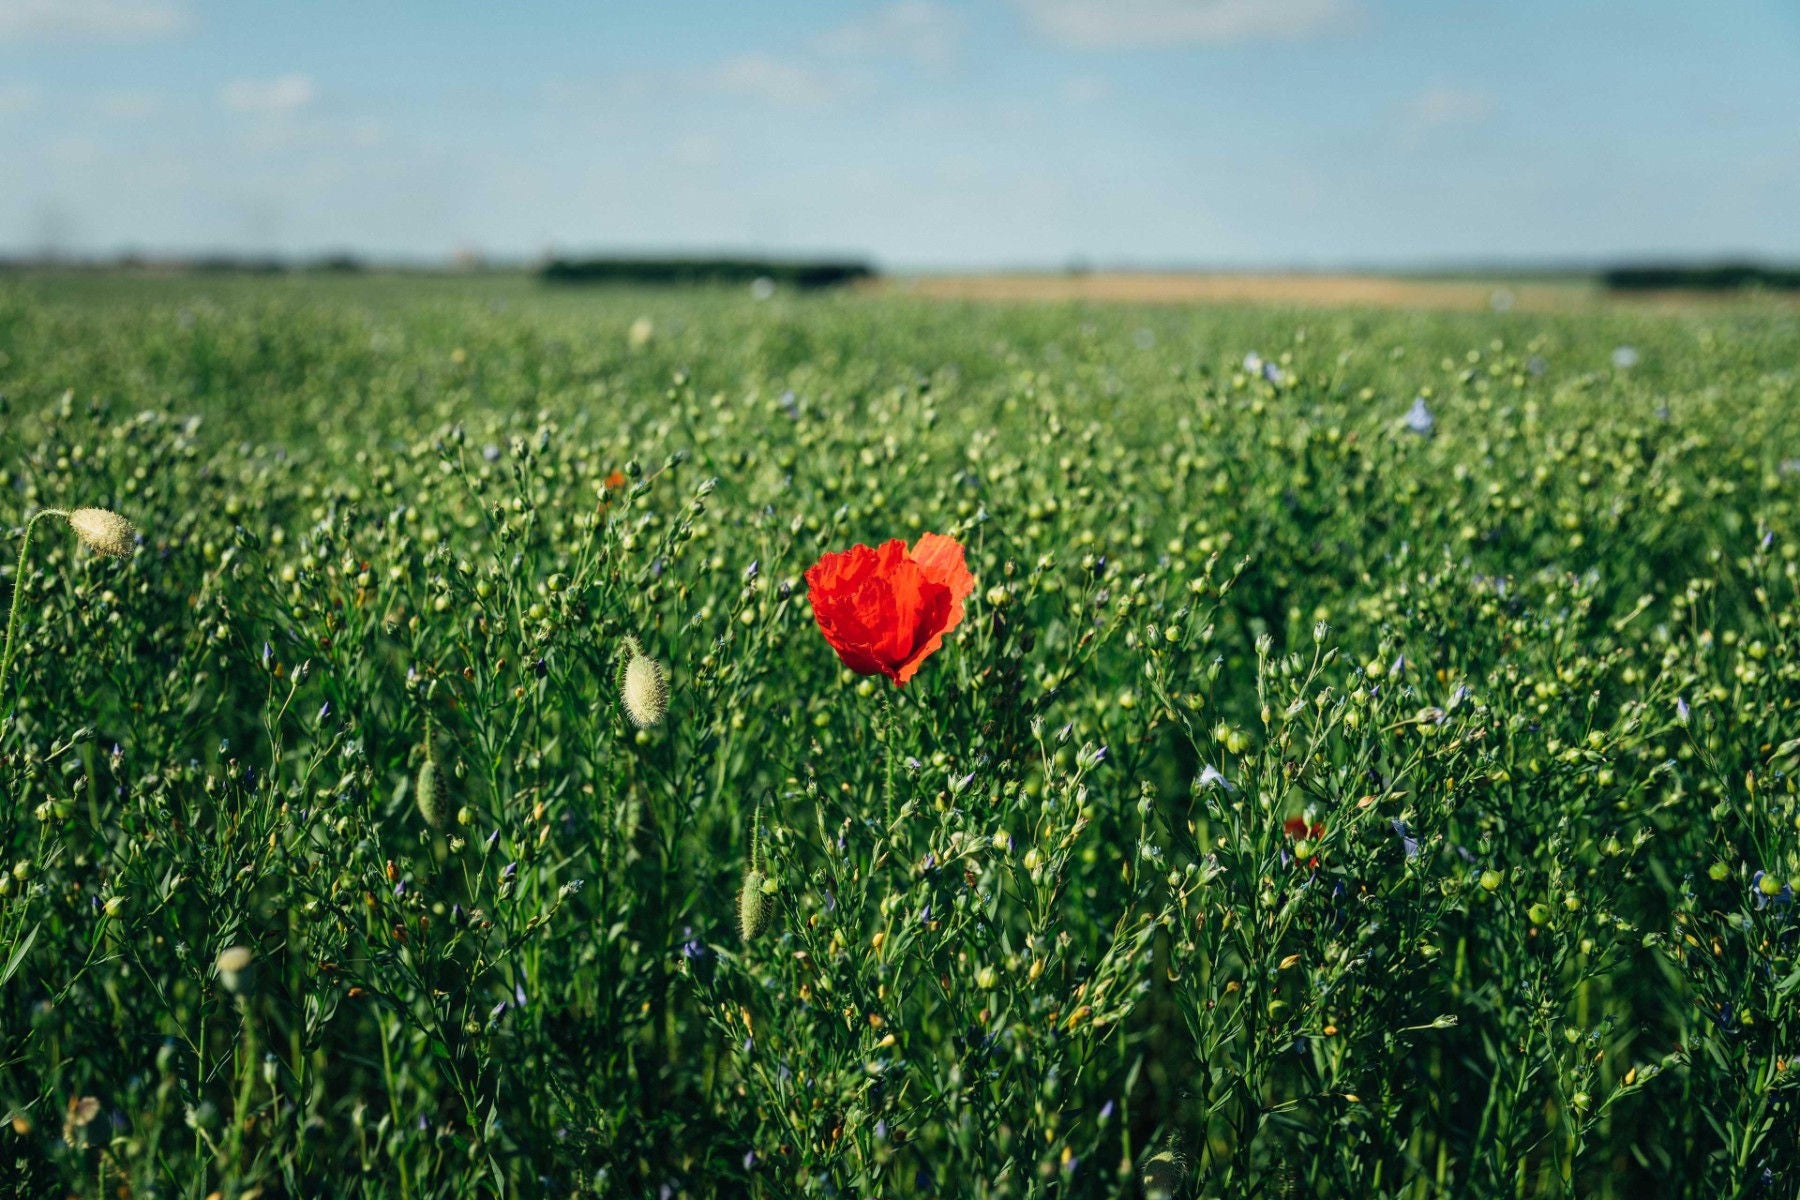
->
[739,868,773,942]
[416,756,450,831]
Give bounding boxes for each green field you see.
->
[0,274,1796,1198]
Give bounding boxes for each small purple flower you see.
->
[502,861,518,880]
[743,559,759,582]
[486,829,500,850]
[483,444,501,462]
[743,1149,757,1171]
[1262,361,1282,384]
[1243,352,1263,374]
[1611,345,1639,369]
[261,643,273,669]
[393,881,407,897]
[1677,697,1691,724]
[490,1000,508,1020]
[317,702,331,723]
[874,1120,888,1139]
[515,981,528,1007]
[1098,1099,1115,1121]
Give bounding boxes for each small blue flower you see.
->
[1392,819,1420,860]
[1405,396,1435,436]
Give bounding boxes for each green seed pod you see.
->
[416,756,450,831]
[739,868,773,942]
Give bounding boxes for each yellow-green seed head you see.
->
[66,507,136,558]
[739,868,773,942]
[621,646,668,728]
[416,756,450,831]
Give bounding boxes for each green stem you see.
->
[0,508,68,712]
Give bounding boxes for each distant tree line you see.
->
[1603,262,1800,292]
[538,256,875,289]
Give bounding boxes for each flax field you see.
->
[0,274,1796,1198]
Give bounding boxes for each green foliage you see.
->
[0,274,1796,1198]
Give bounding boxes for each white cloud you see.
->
[220,74,317,115]
[1012,0,1354,49]
[94,89,161,119]
[815,2,963,69]
[0,0,190,41]
[700,54,847,107]
[0,81,39,115]
[1399,85,1495,142]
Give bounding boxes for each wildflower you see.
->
[1391,819,1420,860]
[805,533,976,685]
[1405,397,1434,436]
[1282,816,1325,869]
[1751,871,1793,910]
[1611,345,1639,369]
[1196,764,1234,792]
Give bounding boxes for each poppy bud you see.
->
[66,507,137,558]
[1141,1146,1188,1200]
[416,756,450,831]
[619,639,669,728]
[739,868,773,942]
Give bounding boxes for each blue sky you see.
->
[1,0,1796,269]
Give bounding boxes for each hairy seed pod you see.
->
[739,868,772,942]
[621,643,668,728]
[416,756,450,831]
[66,508,137,559]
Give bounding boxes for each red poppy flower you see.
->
[805,533,977,685]
[1283,817,1325,841]
[1282,816,1325,870]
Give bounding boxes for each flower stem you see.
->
[0,509,68,712]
